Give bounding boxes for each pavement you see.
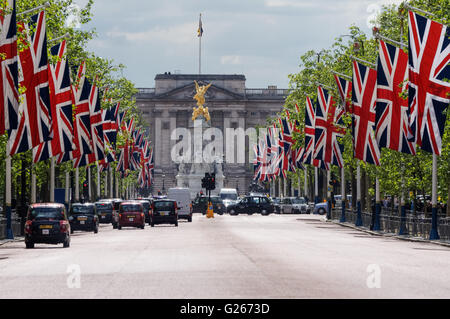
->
[0,214,449,299]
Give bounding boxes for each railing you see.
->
[330,208,450,242]
[245,89,291,96]
[136,88,156,95]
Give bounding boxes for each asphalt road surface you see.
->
[0,214,449,298]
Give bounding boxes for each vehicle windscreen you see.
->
[154,201,175,210]
[292,198,306,204]
[71,205,95,215]
[121,205,142,212]
[29,207,64,220]
[95,203,113,211]
[211,197,222,203]
[139,202,150,210]
[220,193,237,200]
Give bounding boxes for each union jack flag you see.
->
[352,61,381,166]
[334,74,353,114]
[302,96,330,170]
[33,41,74,163]
[87,79,105,162]
[0,0,19,135]
[9,11,52,155]
[408,11,450,156]
[71,62,92,160]
[375,40,415,155]
[314,86,346,168]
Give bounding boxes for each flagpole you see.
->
[430,154,440,240]
[97,165,101,200]
[75,167,79,202]
[198,13,202,75]
[326,169,331,219]
[88,166,91,202]
[65,169,70,210]
[31,164,36,204]
[355,161,363,226]
[314,167,319,204]
[50,158,55,202]
[340,166,346,222]
[374,176,381,231]
[304,167,308,200]
[5,154,13,239]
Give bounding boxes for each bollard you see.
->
[429,206,440,240]
[399,205,408,235]
[373,202,381,231]
[355,201,363,227]
[340,200,346,223]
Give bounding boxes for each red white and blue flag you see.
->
[302,96,329,170]
[408,11,450,156]
[9,11,52,155]
[375,40,416,155]
[0,0,19,135]
[33,40,74,162]
[314,86,345,168]
[334,74,353,115]
[352,61,381,166]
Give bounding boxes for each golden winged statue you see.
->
[192,81,212,122]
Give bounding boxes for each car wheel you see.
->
[318,208,326,215]
[25,241,34,249]
[118,225,122,230]
[188,216,192,222]
[261,209,268,216]
[94,225,98,233]
[175,221,178,227]
[63,238,70,248]
[230,209,237,216]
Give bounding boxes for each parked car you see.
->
[69,203,99,234]
[272,197,281,214]
[111,199,123,229]
[227,195,274,216]
[167,187,192,222]
[118,201,145,230]
[95,201,114,224]
[136,199,152,224]
[314,201,328,215]
[280,197,295,214]
[219,188,239,209]
[192,196,226,215]
[292,197,310,214]
[24,203,70,249]
[150,199,178,227]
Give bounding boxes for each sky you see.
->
[73,0,404,89]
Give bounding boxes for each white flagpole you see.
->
[75,166,79,202]
[304,167,308,199]
[314,167,319,203]
[5,154,13,239]
[340,166,346,222]
[31,165,36,204]
[96,165,100,200]
[355,161,363,226]
[88,166,91,201]
[65,170,70,207]
[50,158,55,202]
[109,168,113,198]
[297,173,301,198]
[430,154,440,240]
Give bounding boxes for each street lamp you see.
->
[162,174,166,193]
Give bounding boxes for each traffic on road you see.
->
[18,187,329,249]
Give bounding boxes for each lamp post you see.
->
[162,174,166,194]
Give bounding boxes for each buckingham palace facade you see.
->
[135,73,288,195]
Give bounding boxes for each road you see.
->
[0,214,449,298]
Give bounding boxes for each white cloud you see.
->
[107,22,197,45]
[265,0,317,8]
[220,55,242,65]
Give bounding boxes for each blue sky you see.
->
[74,0,403,89]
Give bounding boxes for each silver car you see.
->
[280,197,310,214]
